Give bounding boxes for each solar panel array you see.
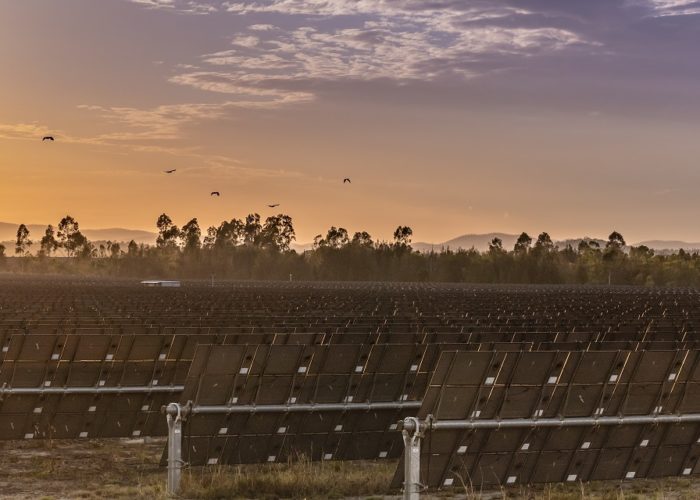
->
[394,348,700,489]
[3,279,700,344]
[2,277,700,491]
[177,343,431,465]
[0,333,189,440]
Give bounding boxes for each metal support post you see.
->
[402,417,424,500]
[165,403,184,496]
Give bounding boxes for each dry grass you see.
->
[1,439,700,499]
[465,477,700,500]
[0,439,396,499]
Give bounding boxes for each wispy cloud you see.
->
[0,123,54,141]
[117,1,594,144]
[0,118,306,181]
[221,1,523,18]
[128,0,700,20]
[198,24,582,86]
[167,73,314,103]
[64,2,592,163]
[0,123,102,147]
[129,0,218,14]
[642,0,700,16]
[78,96,312,142]
[78,102,232,141]
[34,1,596,155]
[0,95,311,154]
[167,2,588,102]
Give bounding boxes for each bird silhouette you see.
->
[164,169,176,174]
[42,136,54,141]
[268,204,280,208]
[343,178,351,184]
[211,191,220,197]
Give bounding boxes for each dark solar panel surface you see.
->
[394,349,700,489]
[1,278,700,487]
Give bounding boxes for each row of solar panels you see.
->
[5,333,700,386]
[4,330,700,367]
[0,332,699,487]
[1,320,696,337]
[1,311,695,324]
[4,319,693,334]
[3,282,700,327]
[170,345,700,474]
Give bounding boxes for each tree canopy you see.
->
[4,214,700,286]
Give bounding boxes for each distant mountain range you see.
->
[636,240,700,251]
[0,222,156,246]
[293,233,700,254]
[413,234,700,253]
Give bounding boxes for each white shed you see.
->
[140,280,181,288]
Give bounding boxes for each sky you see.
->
[2,0,700,244]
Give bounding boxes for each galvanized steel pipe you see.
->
[401,413,700,432]
[0,385,184,395]
[191,400,422,415]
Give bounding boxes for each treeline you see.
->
[2,214,700,286]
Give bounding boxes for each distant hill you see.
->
[0,223,46,242]
[413,233,519,253]
[637,240,700,251]
[291,242,313,253]
[413,234,700,254]
[82,228,156,245]
[0,222,156,246]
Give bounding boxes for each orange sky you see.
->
[2,1,700,244]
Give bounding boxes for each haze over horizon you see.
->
[2,1,700,244]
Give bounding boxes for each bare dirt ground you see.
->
[0,438,165,499]
[0,439,700,499]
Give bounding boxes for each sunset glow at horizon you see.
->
[2,0,700,244]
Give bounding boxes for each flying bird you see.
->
[343,178,351,184]
[268,204,280,208]
[211,191,220,197]
[42,136,54,141]
[163,169,176,174]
